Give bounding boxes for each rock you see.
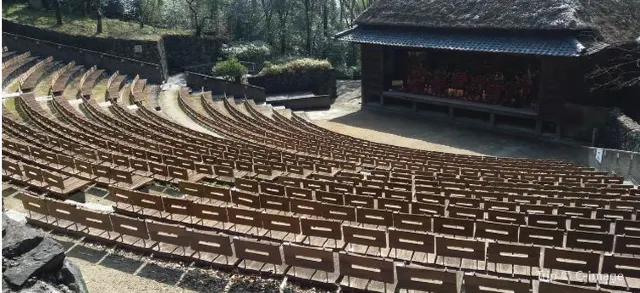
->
[58,260,88,293]
[5,211,27,224]
[2,215,44,259]
[3,278,10,293]
[3,213,7,236]
[4,238,65,287]
[17,280,64,293]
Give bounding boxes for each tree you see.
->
[53,0,62,25]
[260,0,275,47]
[137,0,163,29]
[96,0,103,34]
[301,0,314,55]
[274,0,290,55]
[185,0,210,37]
[588,45,640,91]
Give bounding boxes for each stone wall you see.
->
[3,32,165,83]
[3,20,223,77]
[597,108,640,152]
[163,35,221,73]
[185,71,266,103]
[248,69,337,99]
[3,20,162,65]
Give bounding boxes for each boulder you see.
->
[58,260,88,293]
[17,280,65,293]
[4,238,65,287]
[2,215,44,259]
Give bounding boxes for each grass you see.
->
[3,98,19,117]
[3,3,191,40]
[91,78,109,102]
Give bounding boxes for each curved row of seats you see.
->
[20,192,635,293]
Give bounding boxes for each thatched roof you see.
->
[355,0,640,45]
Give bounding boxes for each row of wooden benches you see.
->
[108,184,640,252]
[19,193,637,292]
[2,53,38,86]
[198,90,582,172]
[179,88,589,175]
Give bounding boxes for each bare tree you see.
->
[185,0,210,37]
[588,44,640,91]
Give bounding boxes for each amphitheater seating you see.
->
[3,52,639,293]
[51,62,83,97]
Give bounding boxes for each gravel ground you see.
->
[68,256,198,293]
[284,283,334,293]
[179,267,231,293]
[227,273,280,293]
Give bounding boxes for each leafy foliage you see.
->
[258,58,332,76]
[221,41,272,62]
[213,56,248,82]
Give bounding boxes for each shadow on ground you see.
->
[327,108,583,161]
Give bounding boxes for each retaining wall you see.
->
[248,69,337,99]
[185,71,266,104]
[3,32,165,83]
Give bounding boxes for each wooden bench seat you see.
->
[107,74,126,101]
[2,56,37,84]
[21,58,54,92]
[80,69,105,98]
[52,65,83,96]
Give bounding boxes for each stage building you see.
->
[336,0,639,139]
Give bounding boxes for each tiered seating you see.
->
[19,56,54,93]
[50,61,83,97]
[4,52,639,293]
[79,66,104,98]
[3,51,17,62]
[2,52,37,86]
[105,71,126,101]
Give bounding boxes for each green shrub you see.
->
[212,56,248,83]
[258,58,332,76]
[221,41,272,62]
